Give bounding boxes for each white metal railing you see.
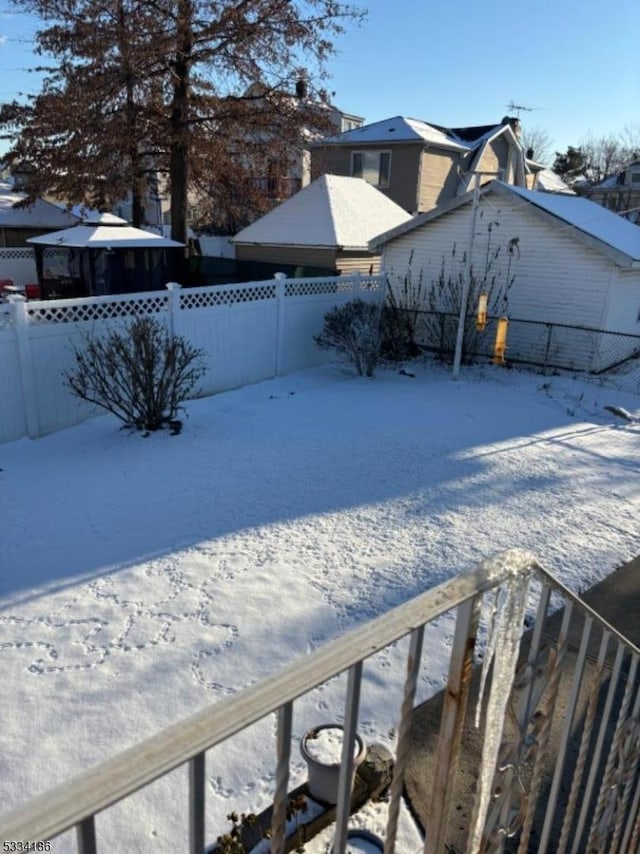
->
[1,549,639,853]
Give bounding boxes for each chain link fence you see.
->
[409,310,640,376]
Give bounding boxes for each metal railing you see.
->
[1,550,639,853]
[407,310,640,376]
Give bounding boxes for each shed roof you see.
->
[370,181,640,266]
[0,182,78,229]
[232,174,413,251]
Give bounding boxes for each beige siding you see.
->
[476,137,510,177]
[311,144,421,212]
[336,252,381,274]
[418,150,460,211]
[235,244,337,270]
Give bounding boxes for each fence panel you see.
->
[0,275,386,443]
[281,276,383,375]
[0,326,27,441]
[178,282,279,395]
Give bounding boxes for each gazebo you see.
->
[27,213,185,299]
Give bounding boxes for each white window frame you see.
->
[350,150,391,188]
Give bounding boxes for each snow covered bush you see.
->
[314,299,383,377]
[64,315,206,432]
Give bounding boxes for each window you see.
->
[350,150,391,188]
[630,172,640,184]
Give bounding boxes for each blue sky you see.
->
[0,0,637,161]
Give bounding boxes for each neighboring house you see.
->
[0,179,79,289]
[525,161,575,194]
[242,81,365,211]
[371,181,640,371]
[310,115,543,215]
[586,160,640,224]
[232,174,413,275]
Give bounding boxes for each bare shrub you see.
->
[380,257,426,361]
[314,299,382,377]
[64,315,206,432]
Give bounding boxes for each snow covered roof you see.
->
[232,174,413,251]
[27,221,184,249]
[498,183,640,263]
[531,169,575,194]
[371,181,640,266]
[0,182,79,229]
[311,116,470,151]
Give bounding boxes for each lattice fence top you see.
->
[26,293,169,325]
[0,248,34,260]
[180,283,276,310]
[285,275,385,298]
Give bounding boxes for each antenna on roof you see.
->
[506,101,548,118]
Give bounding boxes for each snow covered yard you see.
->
[2,358,640,852]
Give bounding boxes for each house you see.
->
[232,174,413,275]
[370,181,640,371]
[586,160,640,224]
[0,180,79,290]
[310,115,542,215]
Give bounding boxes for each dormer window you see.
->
[351,150,391,188]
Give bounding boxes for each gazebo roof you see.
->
[27,219,184,249]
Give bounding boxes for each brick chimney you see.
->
[501,116,522,138]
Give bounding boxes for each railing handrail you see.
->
[1,548,637,844]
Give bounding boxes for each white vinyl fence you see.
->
[0,273,385,443]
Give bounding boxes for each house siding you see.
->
[476,137,510,178]
[310,144,422,212]
[335,252,381,275]
[235,244,337,270]
[602,268,640,335]
[382,192,625,369]
[418,150,460,211]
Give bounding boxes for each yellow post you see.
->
[476,293,488,331]
[493,317,508,364]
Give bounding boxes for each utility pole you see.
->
[452,171,502,379]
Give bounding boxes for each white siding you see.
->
[603,268,640,335]
[381,193,634,371]
[383,196,613,329]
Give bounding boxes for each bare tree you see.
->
[521,125,553,166]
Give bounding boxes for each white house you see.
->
[371,181,640,371]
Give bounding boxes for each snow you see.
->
[2,357,640,852]
[302,727,360,765]
[315,116,469,150]
[232,175,412,250]
[499,182,640,261]
[471,565,532,854]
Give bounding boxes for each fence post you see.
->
[274,273,287,377]
[351,270,362,296]
[166,282,181,336]
[8,294,40,439]
[543,323,553,372]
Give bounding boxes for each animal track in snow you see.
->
[0,555,240,682]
